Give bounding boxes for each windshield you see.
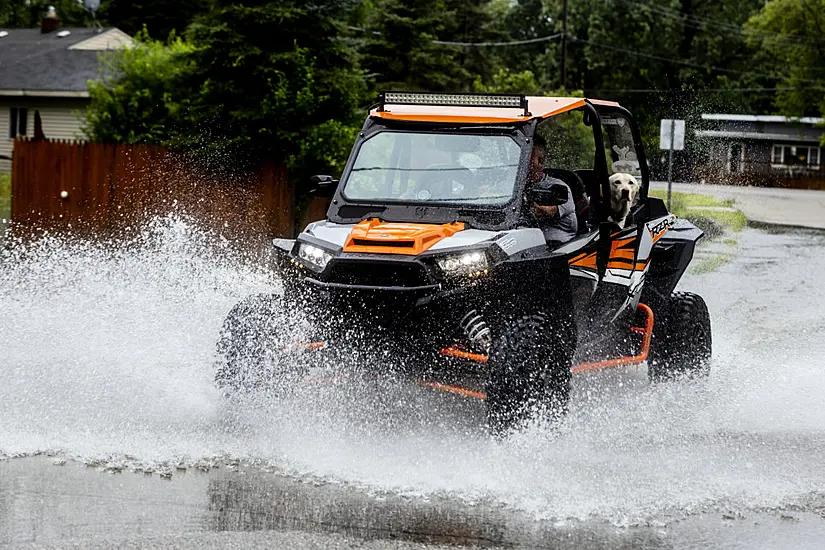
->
[342,131,522,205]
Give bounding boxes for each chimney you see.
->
[41,6,60,34]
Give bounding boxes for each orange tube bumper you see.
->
[291,305,655,401]
[438,303,655,374]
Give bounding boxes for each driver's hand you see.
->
[532,203,559,220]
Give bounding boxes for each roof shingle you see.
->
[0,27,129,93]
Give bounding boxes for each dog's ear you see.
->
[629,178,641,206]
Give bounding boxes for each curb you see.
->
[651,181,825,232]
[744,219,825,234]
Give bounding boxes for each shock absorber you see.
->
[460,309,491,352]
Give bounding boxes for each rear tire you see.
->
[649,292,712,382]
[215,293,310,394]
[486,314,574,434]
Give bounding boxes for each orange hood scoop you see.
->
[343,219,465,255]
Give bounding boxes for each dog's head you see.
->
[608,172,640,208]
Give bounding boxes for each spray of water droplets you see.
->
[1,219,825,525]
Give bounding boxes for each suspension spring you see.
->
[460,309,491,352]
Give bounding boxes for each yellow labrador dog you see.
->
[607,173,640,228]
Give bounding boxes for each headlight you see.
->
[296,243,334,272]
[436,251,489,277]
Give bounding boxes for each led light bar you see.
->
[380,91,529,114]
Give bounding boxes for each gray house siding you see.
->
[696,115,825,188]
[1,97,89,171]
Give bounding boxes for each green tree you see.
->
[746,0,825,117]
[83,30,195,144]
[84,1,369,178]
[361,0,464,90]
[362,0,515,92]
[181,0,369,176]
[499,0,558,87]
[472,68,542,95]
[441,0,508,87]
[558,0,765,95]
[98,0,212,39]
[536,0,770,170]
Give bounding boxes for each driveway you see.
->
[651,181,825,230]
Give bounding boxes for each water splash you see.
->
[1,221,824,526]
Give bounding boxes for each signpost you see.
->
[659,119,685,210]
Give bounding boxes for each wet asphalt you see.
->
[3,455,825,549]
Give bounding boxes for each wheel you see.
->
[648,291,712,382]
[485,313,574,433]
[215,293,312,394]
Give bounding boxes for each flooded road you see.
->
[3,456,825,549]
[1,220,825,548]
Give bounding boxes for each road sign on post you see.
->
[660,119,685,210]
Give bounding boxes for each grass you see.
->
[689,253,733,275]
[648,189,747,275]
[0,172,9,223]
[657,191,736,209]
[649,190,747,234]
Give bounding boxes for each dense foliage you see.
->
[746,0,825,118]
[85,1,368,177]
[40,0,820,176]
[97,0,211,39]
[0,0,90,27]
[179,1,367,175]
[84,30,195,145]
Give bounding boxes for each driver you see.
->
[527,134,577,243]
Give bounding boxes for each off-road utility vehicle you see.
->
[215,92,712,431]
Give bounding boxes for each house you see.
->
[0,18,132,171]
[695,113,824,188]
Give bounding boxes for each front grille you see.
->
[351,239,415,248]
[327,261,431,288]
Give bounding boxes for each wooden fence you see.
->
[10,139,327,243]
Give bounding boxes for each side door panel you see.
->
[567,213,674,342]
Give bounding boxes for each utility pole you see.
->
[667,119,675,211]
[660,118,685,211]
[561,0,568,90]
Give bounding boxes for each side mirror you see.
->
[529,182,568,207]
[308,174,339,197]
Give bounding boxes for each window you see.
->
[772,144,820,167]
[342,132,521,205]
[771,146,782,164]
[536,109,597,174]
[9,107,27,139]
[600,114,641,177]
[729,143,744,173]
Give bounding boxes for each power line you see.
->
[583,87,823,94]
[349,19,821,84]
[561,0,569,88]
[432,32,562,47]
[348,25,563,48]
[572,36,825,83]
[585,0,825,78]
[614,0,825,48]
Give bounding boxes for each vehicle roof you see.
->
[370,96,622,124]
